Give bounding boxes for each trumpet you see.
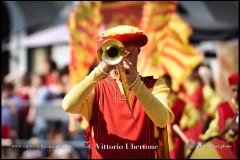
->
[98,39,125,65]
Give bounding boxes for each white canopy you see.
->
[22,24,70,48]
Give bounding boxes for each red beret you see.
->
[97,25,148,52]
[228,73,238,86]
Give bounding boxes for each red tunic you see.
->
[217,101,238,156]
[171,97,185,125]
[185,84,204,112]
[184,84,205,142]
[87,76,158,159]
[170,95,186,159]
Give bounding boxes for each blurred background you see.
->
[1,1,239,159]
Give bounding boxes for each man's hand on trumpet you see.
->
[122,59,138,86]
[121,46,140,86]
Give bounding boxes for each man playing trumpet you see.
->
[62,25,174,159]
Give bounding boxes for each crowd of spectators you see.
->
[1,58,88,159]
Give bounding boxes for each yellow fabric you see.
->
[200,99,238,142]
[138,1,204,89]
[199,113,219,140]
[180,103,200,130]
[167,125,175,152]
[68,1,102,86]
[131,75,175,128]
[183,79,201,98]
[177,80,201,130]
[182,80,221,117]
[225,130,238,142]
[102,25,143,37]
[188,140,222,159]
[180,80,221,130]
[62,66,108,122]
[199,114,238,142]
[229,98,238,113]
[62,66,174,128]
[79,116,90,130]
[202,84,221,117]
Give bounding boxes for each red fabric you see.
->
[175,84,186,95]
[217,101,238,156]
[228,73,238,86]
[1,126,10,139]
[211,138,237,159]
[184,83,205,143]
[218,102,235,131]
[88,76,158,159]
[170,95,186,159]
[18,94,29,121]
[171,98,185,124]
[97,32,148,51]
[170,136,185,159]
[184,120,204,142]
[78,115,84,122]
[185,84,204,111]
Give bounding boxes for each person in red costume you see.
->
[62,25,174,159]
[199,72,238,158]
[181,64,221,148]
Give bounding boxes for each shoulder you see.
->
[217,101,229,111]
[94,76,116,91]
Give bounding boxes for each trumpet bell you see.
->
[98,39,125,65]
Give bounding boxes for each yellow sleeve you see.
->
[202,85,221,118]
[62,66,109,122]
[199,112,219,140]
[180,103,199,130]
[130,76,175,128]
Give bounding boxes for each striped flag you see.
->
[67,1,102,131]
[67,1,204,89]
[68,1,102,86]
[138,1,204,89]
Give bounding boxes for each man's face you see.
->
[230,85,238,103]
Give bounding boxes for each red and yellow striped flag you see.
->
[67,1,204,92]
[138,1,204,89]
[68,1,102,86]
[67,1,102,131]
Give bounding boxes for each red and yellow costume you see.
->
[180,76,221,142]
[62,26,174,159]
[199,73,238,158]
[167,84,200,159]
